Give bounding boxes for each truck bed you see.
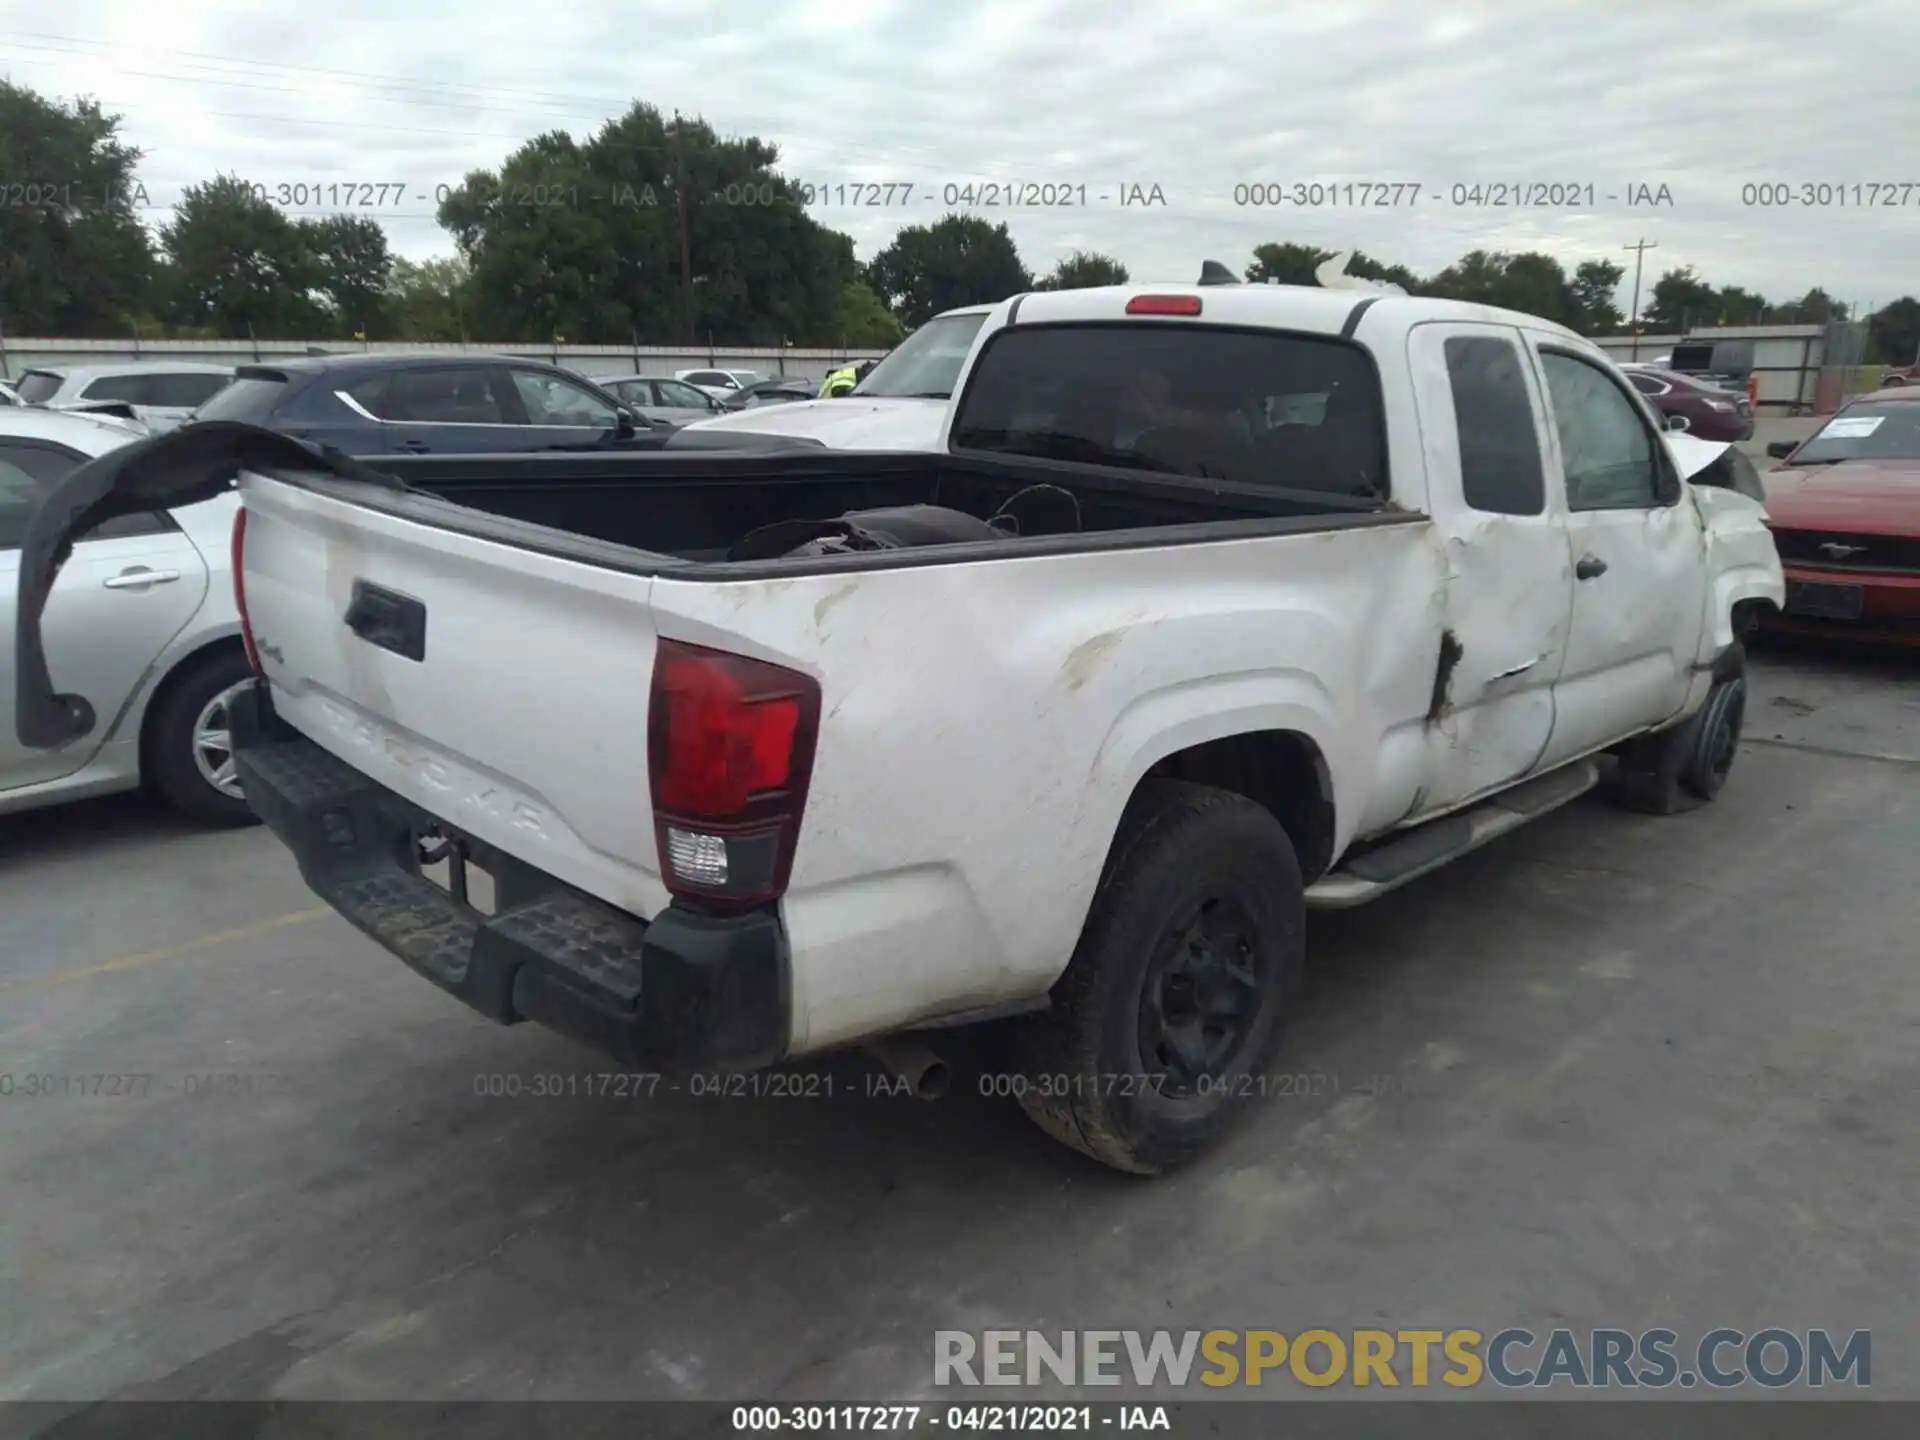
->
[323,447,1392,571]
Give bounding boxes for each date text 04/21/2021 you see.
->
[1228,181,1676,208]
[729,1404,1169,1432]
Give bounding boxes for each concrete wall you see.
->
[0,338,891,387]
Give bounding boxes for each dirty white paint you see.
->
[231,280,1783,1060]
[238,477,671,922]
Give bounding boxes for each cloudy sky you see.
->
[5,0,1918,310]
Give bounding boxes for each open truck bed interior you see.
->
[313,447,1395,570]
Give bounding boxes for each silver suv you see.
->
[12,362,237,433]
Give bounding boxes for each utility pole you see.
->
[1624,237,1657,359]
[671,113,695,345]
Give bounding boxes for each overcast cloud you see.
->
[4,0,1917,308]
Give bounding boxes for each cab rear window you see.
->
[949,323,1387,499]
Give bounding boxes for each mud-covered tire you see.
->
[1612,643,1746,814]
[143,648,260,827]
[1008,781,1305,1175]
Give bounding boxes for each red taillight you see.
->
[231,507,261,673]
[648,639,820,910]
[1126,294,1202,316]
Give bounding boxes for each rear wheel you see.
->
[144,649,259,827]
[1009,781,1305,1174]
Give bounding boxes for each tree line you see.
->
[4,80,1916,366]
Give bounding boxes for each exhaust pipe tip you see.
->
[867,1036,950,1102]
[915,1059,952,1102]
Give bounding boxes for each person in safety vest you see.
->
[821,364,860,397]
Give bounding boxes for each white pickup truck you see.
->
[680,304,993,451]
[14,280,1783,1173]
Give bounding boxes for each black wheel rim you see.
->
[1709,683,1745,782]
[1137,895,1266,1098]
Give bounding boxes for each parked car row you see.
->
[9,362,237,433]
[2,356,867,454]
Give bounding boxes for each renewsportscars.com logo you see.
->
[934,1328,1871,1390]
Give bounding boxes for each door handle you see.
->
[397,438,431,453]
[1575,555,1608,581]
[103,567,182,590]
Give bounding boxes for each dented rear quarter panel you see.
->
[649,520,1444,1052]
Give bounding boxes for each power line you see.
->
[7,29,650,113]
[8,48,1002,178]
[1,34,1033,173]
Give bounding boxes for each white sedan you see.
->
[673,367,772,400]
[1,407,256,824]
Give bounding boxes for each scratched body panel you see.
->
[238,477,671,921]
[652,522,1443,1051]
[218,282,1783,1061]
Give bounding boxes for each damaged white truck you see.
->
[13,277,1783,1173]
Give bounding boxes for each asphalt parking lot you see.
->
[2,637,1916,1408]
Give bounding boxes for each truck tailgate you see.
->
[239,471,672,918]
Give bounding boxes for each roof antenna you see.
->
[1197,259,1239,287]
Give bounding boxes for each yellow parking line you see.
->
[6,907,332,992]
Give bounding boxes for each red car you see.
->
[1621,365,1755,442]
[1762,390,1920,644]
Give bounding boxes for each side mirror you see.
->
[1765,440,1796,459]
[1666,413,1690,433]
[613,405,638,436]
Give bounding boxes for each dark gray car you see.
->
[188,353,671,455]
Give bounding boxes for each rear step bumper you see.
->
[229,680,789,1072]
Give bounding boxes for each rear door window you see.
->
[147,372,233,408]
[0,441,70,549]
[1444,335,1547,516]
[950,322,1388,497]
[338,372,395,418]
[79,374,155,403]
[0,439,171,547]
